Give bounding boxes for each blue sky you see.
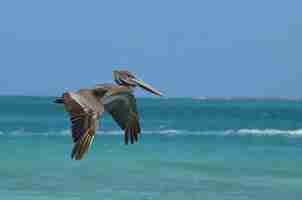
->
[0,1,301,97]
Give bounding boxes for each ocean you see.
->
[1,96,302,200]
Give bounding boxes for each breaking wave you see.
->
[1,129,302,137]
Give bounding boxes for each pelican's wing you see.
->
[63,92,101,160]
[103,89,141,144]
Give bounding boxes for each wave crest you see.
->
[235,129,302,136]
[1,129,302,137]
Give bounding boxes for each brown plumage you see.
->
[54,70,163,160]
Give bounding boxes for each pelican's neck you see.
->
[118,84,135,92]
[115,81,136,89]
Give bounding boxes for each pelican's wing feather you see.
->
[63,92,101,160]
[103,89,141,144]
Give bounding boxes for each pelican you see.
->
[54,70,163,160]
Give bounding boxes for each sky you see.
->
[0,0,301,97]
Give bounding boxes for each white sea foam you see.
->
[235,129,302,136]
[1,128,302,137]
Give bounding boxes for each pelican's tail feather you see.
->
[71,129,94,160]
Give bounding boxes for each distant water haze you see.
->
[193,96,302,101]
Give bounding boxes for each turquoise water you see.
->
[1,96,302,200]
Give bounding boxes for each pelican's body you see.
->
[55,70,162,160]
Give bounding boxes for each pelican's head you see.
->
[113,70,163,96]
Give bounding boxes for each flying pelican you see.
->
[54,70,163,160]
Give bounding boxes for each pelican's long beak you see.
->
[131,78,163,96]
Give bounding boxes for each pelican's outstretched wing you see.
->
[103,88,141,144]
[62,92,102,160]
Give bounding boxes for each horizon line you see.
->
[0,94,302,100]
